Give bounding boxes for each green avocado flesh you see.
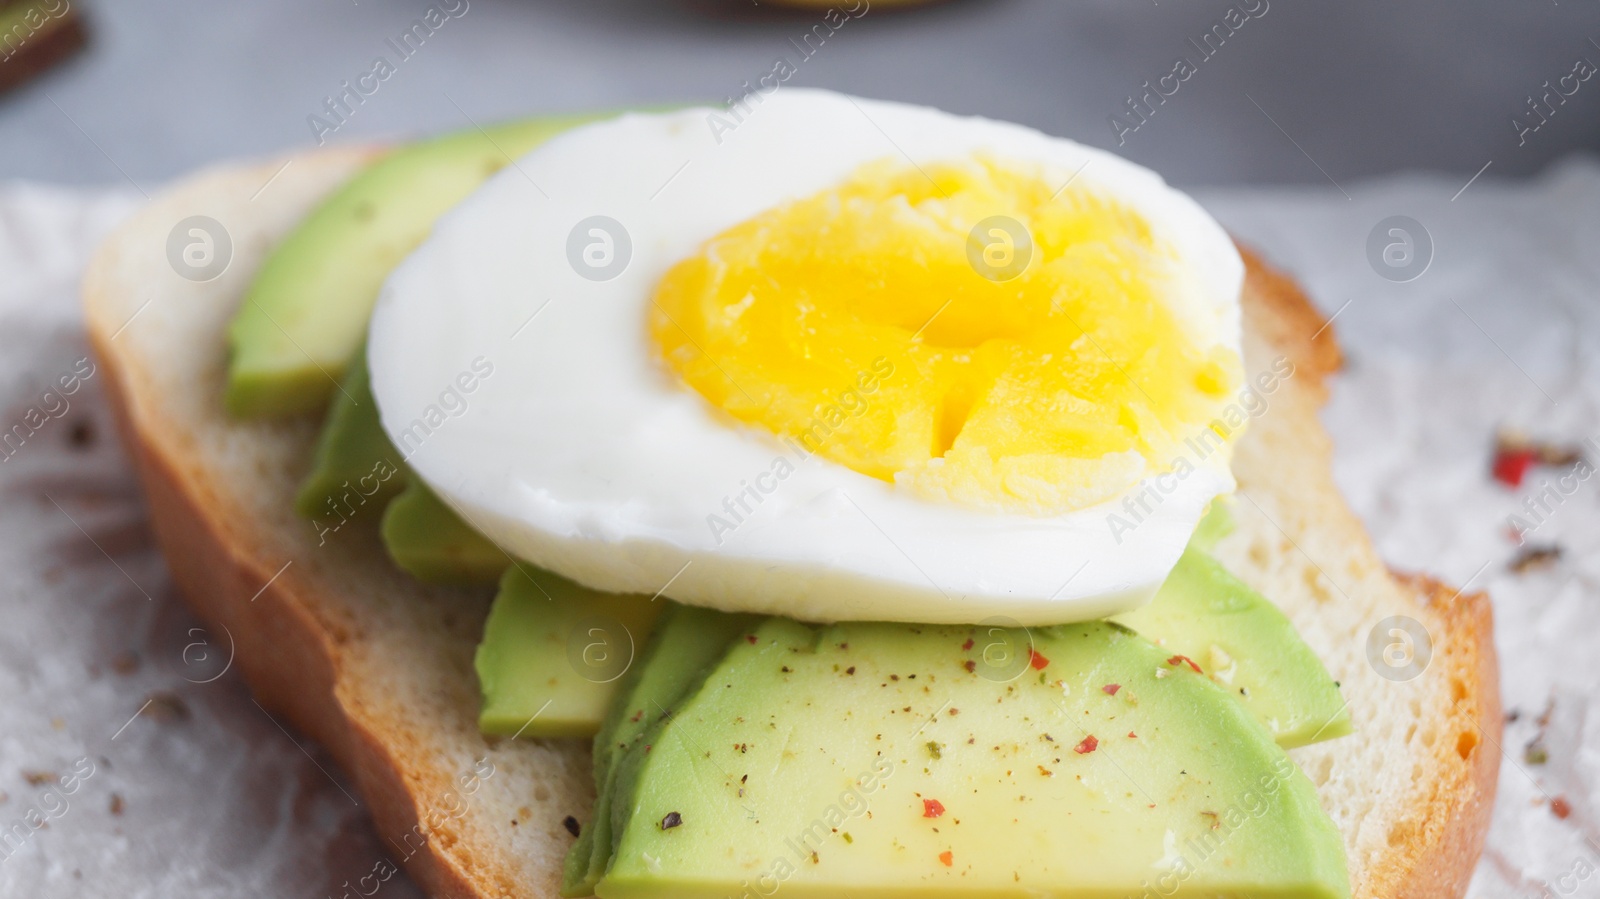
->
[594,618,1349,899]
[225,113,599,418]
[381,480,506,585]
[293,338,505,585]
[294,343,406,522]
[562,605,760,897]
[1189,499,1235,552]
[475,567,666,739]
[1116,549,1352,749]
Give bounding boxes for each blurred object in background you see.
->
[0,0,86,95]
[3,1,1597,186]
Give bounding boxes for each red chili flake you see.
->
[963,660,976,673]
[1073,735,1099,754]
[1551,797,1572,820]
[1028,649,1050,670]
[1493,430,1586,488]
[1493,448,1539,488]
[938,850,954,867]
[1102,683,1121,696]
[1127,731,1137,739]
[922,799,945,818]
[745,634,758,644]
[1166,654,1203,674]
[961,638,974,651]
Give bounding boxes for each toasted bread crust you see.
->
[92,356,481,899]
[1374,574,1501,899]
[1236,245,1344,392]
[85,153,1499,899]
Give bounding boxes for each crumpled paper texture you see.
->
[0,183,423,899]
[1,158,1597,896]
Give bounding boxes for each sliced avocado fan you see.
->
[561,605,760,897]
[595,618,1350,899]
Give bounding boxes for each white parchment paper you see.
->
[2,159,1597,897]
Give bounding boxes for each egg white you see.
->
[367,89,1243,625]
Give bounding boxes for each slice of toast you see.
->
[82,150,1500,899]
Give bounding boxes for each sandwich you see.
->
[83,90,1500,899]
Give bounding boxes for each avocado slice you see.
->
[225,113,601,418]
[562,605,758,897]
[294,343,407,525]
[380,480,506,585]
[597,618,1349,899]
[1116,548,1352,749]
[290,334,505,585]
[475,566,666,739]
[1189,499,1235,551]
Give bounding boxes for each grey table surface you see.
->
[3,0,1600,188]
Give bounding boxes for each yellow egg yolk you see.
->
[649,156,1242,515]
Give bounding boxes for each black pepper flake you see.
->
[68,421,95,449]
[563,815,581,837]
[661,811,683,830]
[144,691,190,724]
[1510,545,1562,574]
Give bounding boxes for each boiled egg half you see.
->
[368,89,1245,625]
